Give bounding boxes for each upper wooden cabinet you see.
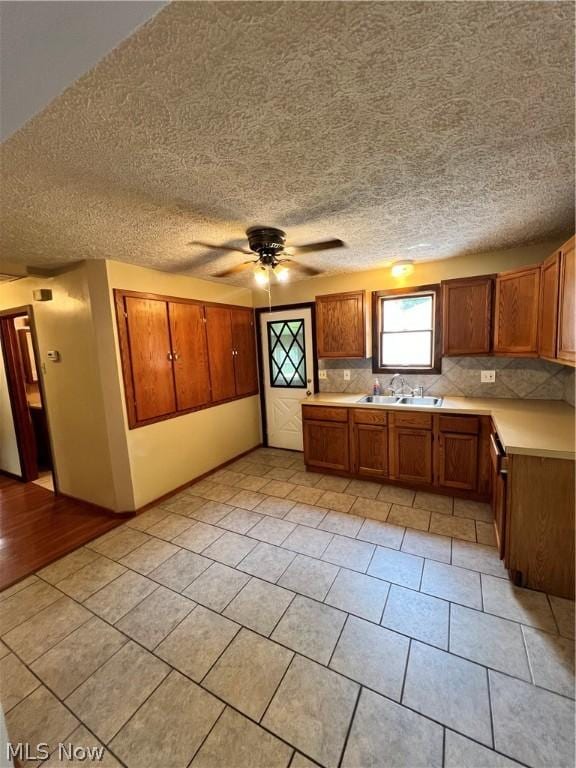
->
[231,308,259,396]
[124,296,177,423]
[442,276,493,356]
[493,265,541,356]
[169,302,211,411]
[557,236,575,365]
[538,250,561,360]
[115,290,258,428]
[316,290,366,358]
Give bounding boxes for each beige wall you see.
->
[255,240,564,307]
[95,260,261,511]
[0,265,118,508]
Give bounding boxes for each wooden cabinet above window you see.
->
[115,290,258,428]
[316,290,366,358]
[441,276,494,356]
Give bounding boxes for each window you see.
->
[267,319,307,387]
[372,285,441,373]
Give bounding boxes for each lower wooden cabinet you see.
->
[437,414,480,491]
[438,432,478,490]
[389,427,433,485]
[350,410,388,477]
[303,405,490,500]
[303,419,350,472]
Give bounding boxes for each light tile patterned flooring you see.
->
[1,447,574,767]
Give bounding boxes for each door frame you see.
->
[255,302,319,447]
[0,305,55,486]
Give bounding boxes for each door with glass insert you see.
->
[260,308,314,450]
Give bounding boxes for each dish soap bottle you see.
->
[373,379,381,396]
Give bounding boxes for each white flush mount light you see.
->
[406,243,432,250]
[391,259,415,278]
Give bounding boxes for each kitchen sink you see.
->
[397,396,443,407]
[357,395,401,404]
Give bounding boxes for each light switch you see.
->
[47,350,60,362]
[318,369,327,380]
[343,370,351,381]
[480,370,495,383]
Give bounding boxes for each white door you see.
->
[260,308,315,450]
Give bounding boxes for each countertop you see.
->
[303,393,576,460]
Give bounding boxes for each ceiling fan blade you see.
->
[280,259,322,276]
[287,238,345,255]
[213,260,258,278]
[189,241,253,256]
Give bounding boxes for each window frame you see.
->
[266,318,308,389]
[371,284,442,374]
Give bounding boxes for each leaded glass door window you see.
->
[267,319,307,388]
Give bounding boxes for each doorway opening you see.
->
[256,303,318,451]
[0,305,55,490]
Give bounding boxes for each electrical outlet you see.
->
[480,370,496,383]
[343,370,351,381]
[318,369,327,380]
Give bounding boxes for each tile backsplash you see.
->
[319,356,576,404]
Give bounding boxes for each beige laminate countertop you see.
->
[303,393,576,461]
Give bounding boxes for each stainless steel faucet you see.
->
[388,373,406,394]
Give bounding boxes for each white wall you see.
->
[0,345,20,476]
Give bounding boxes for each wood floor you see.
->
[0,475,123,591]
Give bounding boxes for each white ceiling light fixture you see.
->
[391,259,415,278]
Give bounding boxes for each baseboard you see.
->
[55,443,263,517]
[131,442,263,516]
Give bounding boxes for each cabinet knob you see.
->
[167,352,173,361]
[173,352,179,360]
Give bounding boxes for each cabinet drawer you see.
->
[352,409,387,426]
[302,405,348,423]
[438,415,479,435]
[391,411,432,429]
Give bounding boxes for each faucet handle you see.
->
[413,385,424,397]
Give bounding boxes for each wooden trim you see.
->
[371,284,442,374]
[0,310,38,481]
[254,302,318,446]
[114,289,259,429]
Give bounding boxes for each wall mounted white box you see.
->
[480,370,496,383]
[318,370,327,380]
[343,370,351,381]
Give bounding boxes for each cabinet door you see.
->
[303,419,349,472]
[494,266,540,355]
[438,432,478,491]
[352,424,388,477]
[205,306,236,402]
[442,276,493,355]
[316,291,365,358]
[389,428,433,484]
[557,236,575,364]
[231,308,259,396]
[168,302,211,411]
[125,297,176,422]
[538,251,561,359]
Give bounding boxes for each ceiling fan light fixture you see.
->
[254,266,269,286]
[391,259,415,278]
[274,265,289,282]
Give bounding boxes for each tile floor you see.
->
[1,447,574,768]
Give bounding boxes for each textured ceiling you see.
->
[1,1,574,283]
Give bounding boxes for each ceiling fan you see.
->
[191,227,345,284]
